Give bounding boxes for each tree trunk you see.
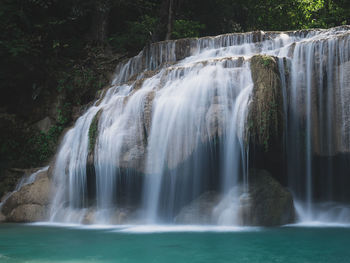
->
[89,0,111,46]
[152,0,182,42]
[165,0,174,40]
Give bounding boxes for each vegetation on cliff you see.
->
[247,55,283,152]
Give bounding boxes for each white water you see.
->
[283,27,350,222]
[48,26,350,225]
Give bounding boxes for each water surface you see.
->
[0,224,349,262]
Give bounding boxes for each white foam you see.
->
[113,225,261,233]
[285,221,350,228]
[28,222,261,233]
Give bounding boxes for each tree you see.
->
[152,0,183,42]
[89,0,112,45]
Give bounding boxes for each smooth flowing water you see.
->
[0,224,350,263]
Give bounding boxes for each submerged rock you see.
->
[1,169,51,222]
[175,170,294,226]
[82,207,136,225]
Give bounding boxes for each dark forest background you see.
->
[0,0,349,194]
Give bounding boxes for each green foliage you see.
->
[109,15,158,52]
[88,110,101,153]
[57,65,100,105]
[259,56,274,68]
[26,125,63,165]
[57,103,72,126]
[172,20,205,39]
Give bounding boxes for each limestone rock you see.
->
[121,145,145,168]
[0,212,6,222]
[34,116,52,133]
[82,208,136,225]
[247,55,283,151]
[142,91,155,137]
[175,170,295,226]
[7,204,47,222]
[203,104,226,141]
[1,170,51,222]
[246,169,295,226]
[175,192,221,224]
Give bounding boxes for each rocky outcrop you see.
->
[246,169,295,226]
[175,192,221,224]
[0,168,26,201]
[0,212,5,222]
[246,55,285,184]
[175,170,295,226]
[1,169,51,222]
[203,104,226,141]
[82,207,136,225]
[247,55,283,151]
[34,116,53,133]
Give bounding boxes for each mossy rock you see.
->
[246,169,295,226]
[246,55,283,152]
[88,109,103,154]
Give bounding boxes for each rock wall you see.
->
[247,55,283,151]
[246,55,286,185]
[1,169,51,222]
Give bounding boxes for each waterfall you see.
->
[281,27,350,222]
[49,26,350,225]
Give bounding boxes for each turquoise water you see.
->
[0,224,350,263]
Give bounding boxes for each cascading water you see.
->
[49,26,350,225]
[282,27,350,223]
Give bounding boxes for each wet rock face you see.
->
[246,55,285,185]
[175,170,295,226]
[7,204,47,222]
[247,55,283,151]
[204,104,226,140]
[1,170,51,222]
[246,169,295,226]
[81,207,137,225]
[34,116,53,133]
[175,192,221,224]
[0,212,5,222]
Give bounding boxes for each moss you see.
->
[88,109,102,153]
[258,55,275,68]
[247,55,283,152]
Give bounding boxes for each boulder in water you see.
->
[246,169,295,226]
[175,170,295,226]
[175,191,221,224]
[7,204,47,222]
[1,169,51,222]
[82,207,137,225]
[0,212,5,222]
